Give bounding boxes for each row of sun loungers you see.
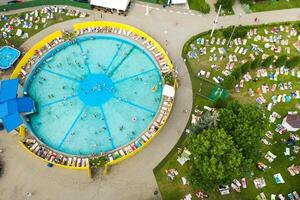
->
[19,36,65,84]
[75,26,172,74]
[23,137,89,168]
[107,96,173,161]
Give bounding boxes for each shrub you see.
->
[222,75,236,89]
[89,157,107,169]
[214,97,228,108]
[164,73,175,85]
[231,67,242,80]
[240,0,252,4]
[261,55,274,68]
[241,62,251,74]
[216,0,235,10]
[251,57,262,69]
[222,25,248,39]
[275,54,287,68]
[293,23,300,34]
[199,2,211,13]
[187,0,210,13]
[286,56,300,69]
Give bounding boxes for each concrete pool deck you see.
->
[2,2,300,200]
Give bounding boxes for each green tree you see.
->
[214,97,228,109]
[275,54,287,68]
[218,102,266,171]
[190,110,218,133]
[188,129,243,190]
[261,55,274,68]
[218,108,237,132]
[241,62,251,74]
[251,57,262,69]
[216,0,235,10]
[222,25,248,39]
[240,0,252,4]
[222,75,236,89]
[286,56,300,69]
[231,67,242,80]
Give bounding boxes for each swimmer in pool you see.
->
[132,116,137,122]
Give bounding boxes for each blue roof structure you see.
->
[0,46,21,70]
[0,79,35,132]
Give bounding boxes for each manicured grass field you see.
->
[154,22,300,200]
[249,0,300,12]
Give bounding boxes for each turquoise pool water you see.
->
[0,46,20,69]
[25,34,163,156]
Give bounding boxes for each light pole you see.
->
[227,25,237,47]
[210,5,222,38]
[145,4,149,16]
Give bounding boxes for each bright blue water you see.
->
[25,34,163,156]
[0,46,20,69]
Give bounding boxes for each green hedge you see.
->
[188,0,210,14]
[275,54,287,68]
[0,0,91,11]
[222,25,249,39]
[286,56,300,69]
[241,62,251,74]
[231,66,242,80]
[261,55,275,68]
[222,75,236,89]
[251,57,262,69]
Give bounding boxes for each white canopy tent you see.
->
[168,0,187,5]
[90,0,131,12]
[163,85,175,98]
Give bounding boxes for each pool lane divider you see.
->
[57,105,86,149]
[113,68,156,84]
[104,42,124,74]
[112,96,155,115]
[99,105,116,149]
[107,46,135,77]
[77,42,91,74]
[42,68,80,83]
[40,94,79,108]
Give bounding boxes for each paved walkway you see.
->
[1,2,300,200]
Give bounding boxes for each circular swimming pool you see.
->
[25,34,163,156]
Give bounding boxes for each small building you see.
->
[90,0,131,15]
[0,79,35,133]
[282,111,300,132]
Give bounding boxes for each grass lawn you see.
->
[154,22,300,200]
[249,0,300,12]
[0,9,85,48]
[188,0,210,13]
